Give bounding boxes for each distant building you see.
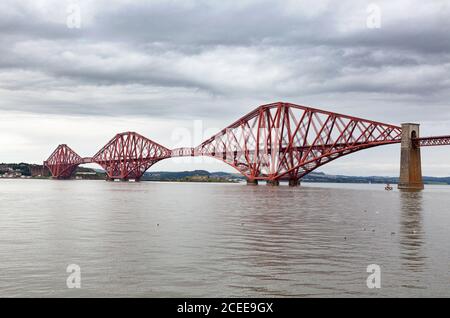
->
[1,171,22,178]
[29,164,51,177]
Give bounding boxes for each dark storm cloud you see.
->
[0,0,449,121]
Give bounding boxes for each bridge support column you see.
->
[289,179,300,187]
[247,179,258,186]
[266,180,280,186]
[398,123,424,190]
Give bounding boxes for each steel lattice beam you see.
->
[92,132,171,181]
[44,144,83,179]
[194,102,402,182]
[414,135,450,147]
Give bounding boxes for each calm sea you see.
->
[0,179,449,297]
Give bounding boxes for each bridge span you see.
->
[44,102,450,190]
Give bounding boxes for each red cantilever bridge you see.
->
[44,102,450,189]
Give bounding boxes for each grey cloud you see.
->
[0,0,449,124]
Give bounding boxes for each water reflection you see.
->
[399,190,426,273]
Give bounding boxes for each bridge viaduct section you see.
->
[399,124,424,190]
[43,102,450,190]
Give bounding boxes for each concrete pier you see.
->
[398,123,424,190]
[266,180,280,186]
[246,179,258,186]
[288,179,300,187]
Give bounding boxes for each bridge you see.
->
[44,102,450,190]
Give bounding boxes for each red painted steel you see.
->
[44,102,450,182]
[92,132,171,181]
[414,135,450,147]
[44,144,83,179]
[171,147,195,157]
[194,102,402,182]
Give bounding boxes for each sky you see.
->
[0,0,450,176]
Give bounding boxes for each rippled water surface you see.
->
[0,179,449,297]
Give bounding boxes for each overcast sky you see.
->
[1,0,449,176]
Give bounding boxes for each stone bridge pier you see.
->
[398,123,424,190]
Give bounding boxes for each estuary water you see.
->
[0,179,449,297]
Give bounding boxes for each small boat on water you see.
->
[385,183,393,191]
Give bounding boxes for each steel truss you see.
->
[44,102,449,182]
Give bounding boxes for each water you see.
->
[0,179,449,297]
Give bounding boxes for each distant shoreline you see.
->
[2,177,450,186]
[1,163,450,185]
